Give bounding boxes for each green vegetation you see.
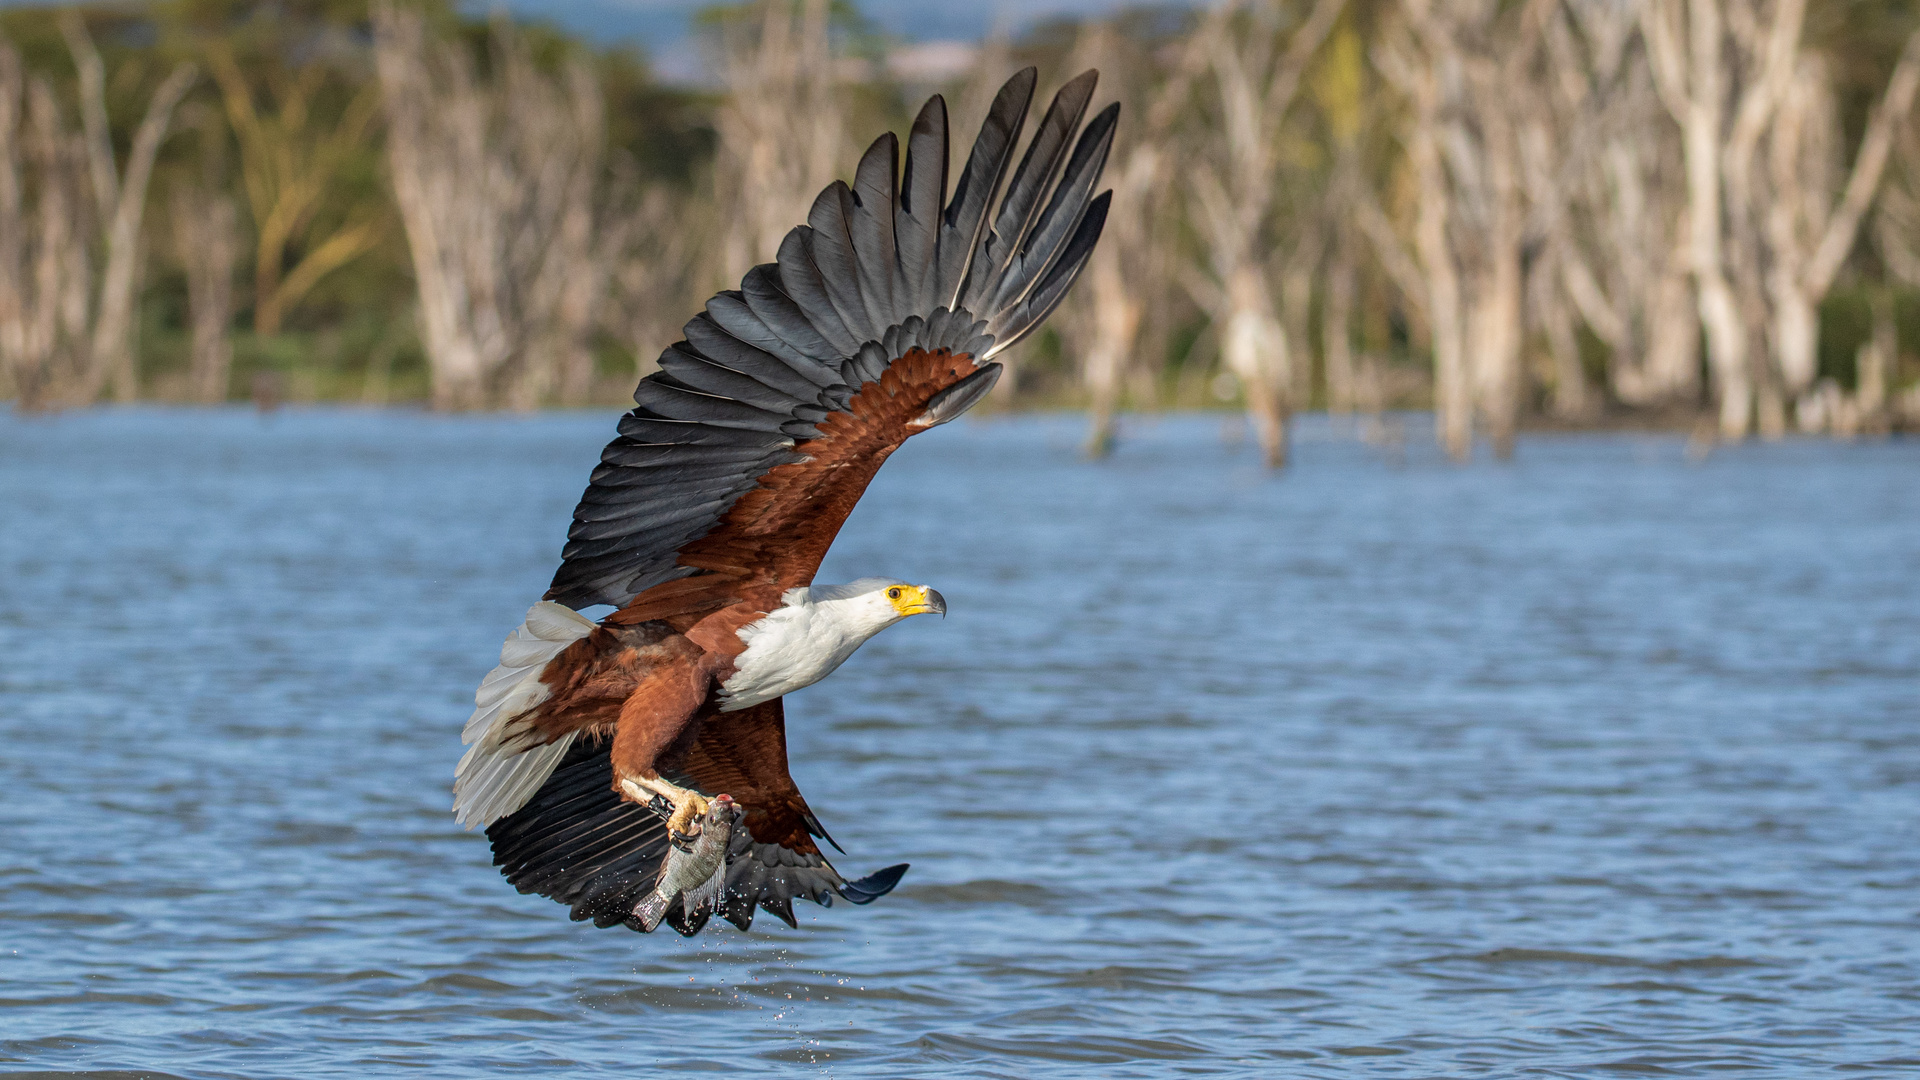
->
[0,0,714,406]
[3,0,1919,455]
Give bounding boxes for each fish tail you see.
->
[632,890,672,933]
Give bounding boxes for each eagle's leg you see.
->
[617,773,711,845]
[609,658,713,845]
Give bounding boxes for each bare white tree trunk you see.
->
[171,183,236,404]
[1516,16,1594,422]
[1183,0,1346,468]
[1412,110,1469,460]
[1374,1,1536,461]
[1874,126,1920,431]
[1549,0,1699,415]
[1063,21,1198,457]
[0,30,186,410]
[1765,31,1920,404]
[1323,238,1357,413]
[602,178,707,388]
[1643,0,1824,440]
[534,62,606,407]
[1356,34,1449,446]
[1645,0,1742,435]
[1854,293,1893,432]
[1078,247,1139,457]
[1221,265,1291,466]
[0,47,90,410]
[375,5,490,409]
[1462,59,1527,457]
[373,3,606,410]
[714,0,844,281]
[60,13,193,406]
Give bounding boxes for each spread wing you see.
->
[545,68,1116,613]
[486,699,904,935]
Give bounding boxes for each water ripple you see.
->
[1,411,1917,1076]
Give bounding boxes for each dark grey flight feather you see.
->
[486,737,903,937]
[738,266,846,369]
[632,381,796,434]
[546,67,1115,612]
[960,70,1099,319]
[848,134,900,330]
[992,102,1119,316]
[894,96,948,315]
[774,229,861,357]
[993,190,1111,351]
[804,186,877,343]
[574,473,746,512]
[935,68,1035,313]
[679,319,836,405]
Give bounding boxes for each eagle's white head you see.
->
[717,577,946,711]
[806,576,947,631]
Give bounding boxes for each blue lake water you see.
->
[1,408,1917,1078]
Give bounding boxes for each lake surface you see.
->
[1,409,1917,1078]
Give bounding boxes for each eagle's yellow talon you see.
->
[665,792,710,843]
[618,775,711,844]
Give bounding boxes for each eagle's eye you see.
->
[886,587,903,600]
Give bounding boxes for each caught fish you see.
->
[634,794,741,932]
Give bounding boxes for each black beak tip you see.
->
[928,588,947,617]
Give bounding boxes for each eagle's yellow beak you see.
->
[885,584,946,618]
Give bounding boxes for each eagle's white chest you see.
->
[716,589,895,711]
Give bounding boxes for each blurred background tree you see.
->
[1,0,1917,463]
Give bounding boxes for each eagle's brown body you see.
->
[503,348,983,851]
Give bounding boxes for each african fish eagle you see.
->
[453,68,1115,936]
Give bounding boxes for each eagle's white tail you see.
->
[452,601,597,829]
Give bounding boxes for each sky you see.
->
[498,0,1145,80]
